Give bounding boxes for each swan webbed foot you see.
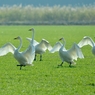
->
[58,62,63,67]
[40,59,42,61]
[17,65,26,70]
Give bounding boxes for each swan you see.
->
[50,37,84,67]
[27,37,52,61]
[0,28,35,70]
[78,36,95,55]
[50,41,63,53]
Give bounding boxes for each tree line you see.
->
[0,4,95,25]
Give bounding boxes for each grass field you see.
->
[0,25,95,95]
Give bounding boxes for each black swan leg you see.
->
[40,54,42,61]
[58,62,63,67]
[69,62,72,67]
[34,54,37,61]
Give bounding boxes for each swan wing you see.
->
[0,42,16,56]
[29,45,35,63]
[68,43,84,60]
[50,42,63,53]
[47,44,52,51]
[22,44,35,65]
[41,39,52,51]
[21,28,35,65]
[26,37,39,46]
[78,36,94,48]
[36,39,51,51]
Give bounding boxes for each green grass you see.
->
[0,25,95,95]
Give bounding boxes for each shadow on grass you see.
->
[54,65,77,69]
[88,83,95,86]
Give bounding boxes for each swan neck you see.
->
[62,39,66,46]
[18,37,22,51]
[61,39,66,49]
[31,30,35,44]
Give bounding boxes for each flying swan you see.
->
[78,36,95,55]
[26,37,52,61]
[0,28,35,70]
[50,37,84,67]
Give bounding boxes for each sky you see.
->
[0,0,95,6]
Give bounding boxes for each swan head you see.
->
[29,28,34,31]
[59,37,64,41]
[59,37,66,45]
[14,36,21,40]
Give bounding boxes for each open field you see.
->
[0,25,95,95]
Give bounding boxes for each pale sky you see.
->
[0,0,95,6]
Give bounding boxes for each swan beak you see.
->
[29,28,34,31]
[14,37,18,40]
[59,38,63,41]
[29,29,32,31]
[14,38,17,40]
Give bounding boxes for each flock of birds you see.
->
[0,28,94,70]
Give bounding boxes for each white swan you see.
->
[0,28,35,70]
[78,36,95,55]
[50,41,63,53]
[27,37,52,61]
[50,37,84,67]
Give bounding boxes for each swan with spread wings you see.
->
[0,28,35,70]
[50,37,84,67]
[78,36,95,55]
[27,37,52,61]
